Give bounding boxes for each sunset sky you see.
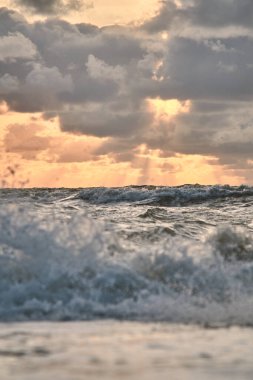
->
[0,0,253,187]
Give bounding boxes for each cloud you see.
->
[59,102,152,138]
[1,64,73,112]
[0,7,27,36]
[144,99,253,174]
[186,0,253,29]
[25,64,73,93]
[5,123,51,160]
[160,36,253,101]
[86,54,126,83]
[0,32,37,61]
[0,74,19,94]
[1,5,253,181]
[142,0,253,34]
[4,122,100,162]
[12,0,93,15]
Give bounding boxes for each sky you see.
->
[0,0,253,187]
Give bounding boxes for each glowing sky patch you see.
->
[3,0,160,25]
[148,99,191,120]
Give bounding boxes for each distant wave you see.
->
[77,185,253,206]
[1,205,253,325]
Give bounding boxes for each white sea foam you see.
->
[1,204,253,325]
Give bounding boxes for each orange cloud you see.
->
[0,109,246,188]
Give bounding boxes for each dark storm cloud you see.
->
[0,7,27,36]
[143,0,253,33]
[187,0,253,29]
[163,36,253,101]
[12,0,92,15]
[134,36,253,103]
[2,4,253,178]
[59,98,153,138]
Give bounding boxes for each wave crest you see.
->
[209,225,253,261]
[77,185,253,206]
[1,206,253,325]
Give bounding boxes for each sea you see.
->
[1,185,253,379]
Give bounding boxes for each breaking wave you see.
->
[1,205,253,326]
[77,185,253,206]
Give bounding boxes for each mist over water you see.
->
[1,185,253,325]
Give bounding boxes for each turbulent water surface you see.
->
[1,184,253,325]
[2,185,253,380]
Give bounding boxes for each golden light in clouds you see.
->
[161,32,169,40]
[0,101,244,188]
[0,2,248,187]
[148,98,191,120]
[0,101,8,115]
[132,145,243,187]
[3,0,160,25]
[85,0,160,26]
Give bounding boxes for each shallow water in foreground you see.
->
[1,322,253,380]
[1,185,253,378]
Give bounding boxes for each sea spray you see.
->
[1,201,253,325]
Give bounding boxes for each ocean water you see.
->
[1,185,253,379]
